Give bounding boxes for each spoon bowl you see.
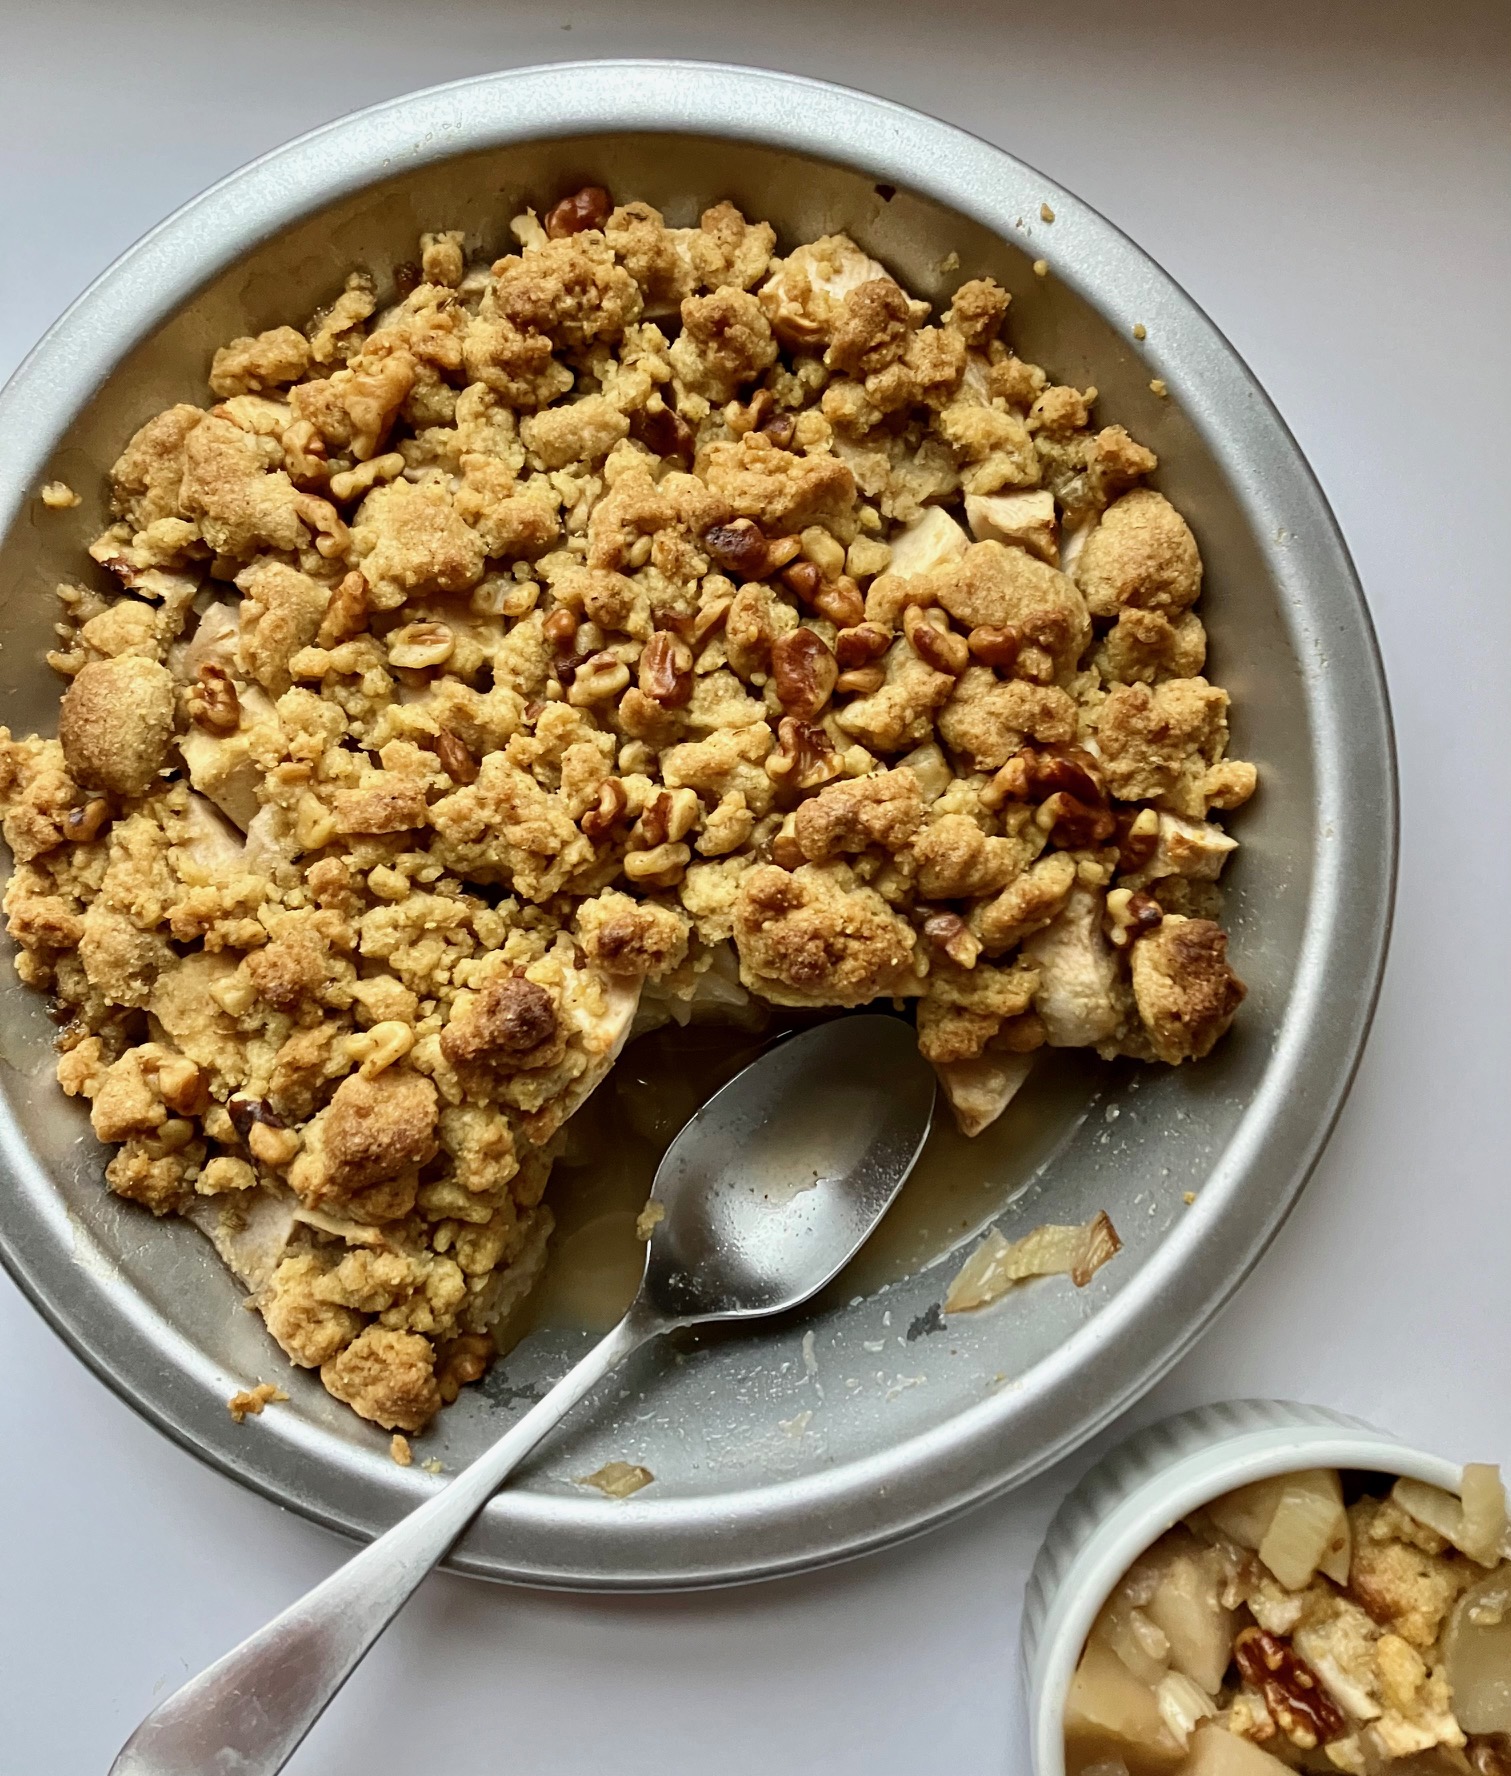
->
[643,1014,938,1322]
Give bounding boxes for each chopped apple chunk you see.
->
[1091,1589,1171,1687]
[885,504,969,577]
[964,489,1058,562]
[1154,1671,1215,1745]
[1442,1565,1511,1734]
[1256,1467,1345,1589]
[1144,1548,1236,1695]
[1065,1639,1185,1775]
[1173,1724,1292,1775]
[1204,1475,1285,1551]
[942,1210,1121,1312]
[1394,1467,1509,1567]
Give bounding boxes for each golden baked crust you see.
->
[1130,915,1247,1063]
[2,189,1256,1434]
[58,656,176,797]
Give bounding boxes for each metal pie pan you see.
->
[0,61,1395,1589]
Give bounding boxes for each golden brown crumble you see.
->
[2,187,1254,1434]
[227,1381,288,1421]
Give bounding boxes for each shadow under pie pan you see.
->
[0,61,1394,1589]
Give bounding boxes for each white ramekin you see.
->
[1021,1398,1470,1776]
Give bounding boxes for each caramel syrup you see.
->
[524,1016,1100,1333]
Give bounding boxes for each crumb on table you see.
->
[1039,203,1056,224]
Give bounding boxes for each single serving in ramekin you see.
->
[1065,1461,1511,1775]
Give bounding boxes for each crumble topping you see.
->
[0,188,1255,1434]
[227,1380,288,1421]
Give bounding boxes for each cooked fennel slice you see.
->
[942,1210,1122,1313]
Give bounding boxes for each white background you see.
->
[2,2,1508,1770]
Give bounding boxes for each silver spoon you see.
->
[112,1011,936,1775]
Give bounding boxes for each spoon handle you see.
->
[110,1300,667,1776]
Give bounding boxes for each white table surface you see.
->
[2,2,1508,1769]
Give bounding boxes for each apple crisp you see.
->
[1065,1465,1511,1776]
[0,186,1255,1434]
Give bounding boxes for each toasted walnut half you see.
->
[638,630,694,708]
[187,663,241,735]
[545,185,612,238]
[772,628,838,721]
